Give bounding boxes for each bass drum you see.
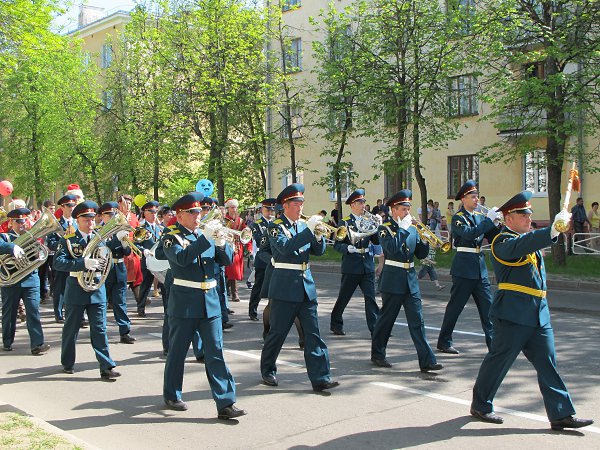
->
[146,241,169,284]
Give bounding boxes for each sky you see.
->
[53,1,137,32]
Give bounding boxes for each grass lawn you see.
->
[319,245,600,280]
[0,413,82,450]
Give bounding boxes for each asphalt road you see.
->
[1,271,599,449]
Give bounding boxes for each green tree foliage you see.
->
[471,0,600,265]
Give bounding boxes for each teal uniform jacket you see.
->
[333,214,379,274]
[267,214,326,302]
[490,227,555,327]
[450,207,499,279]
[378,220,429,295]
[250,216,270,270]
[105,234,132,285]
[162,223,233,319]
[54,230,108,304]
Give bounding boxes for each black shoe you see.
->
[63,368,74,374]
[470,408,504,424]
[55,318,65,324]
[249,316,259,321]
[262,374,278,386]
[330,328,346,336]
[165,399,188,411]
[196,356,205,363]
[3,345,13,352]
[80,320,89,328]
[298,340,304,350]
[371,357,392,368]
[222,322,234,330]
[31,344,50,355]
[228,309,235,314]
[420,363,443,373]
[437,345,459,355]
[550,415,594,431]
[120,334,136,344]
[312,380,340,392]
[163,349,168,356]
[137,311,147,318]
[218,404,247,420]
[100,368,121,380]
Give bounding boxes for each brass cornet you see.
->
[412,220,452,253]
[479,205,504,225]
[300,214,348,241]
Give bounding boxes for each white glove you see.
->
[347,245,358,254]
[398,214,412,230]
[84,257,100,270]
[143,248,152,258]
[374,214,383,225]
[486,206,501,222]
[116,230,129,242]
[214,229,226,247]
[551,210,571,239]
[12,245,25,259]
[200,220,220,241]
[306,215,322,234]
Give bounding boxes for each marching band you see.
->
[0,180,594,428]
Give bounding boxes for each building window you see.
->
[449,74,478,117]
[282,0,301,12]
[281,106,303,139]
[283,38,302,72]
[523,61,545,80]
[328,166,353,202]
[83,51,91,67]
[282,169,304,187]
[101,43,113,69]
[102,90,114,110]
[328,97,353,131]
[524,150,547,195]
[448,0,475,34]
[448,154,478,198]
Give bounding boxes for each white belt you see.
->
[384,260,414,269]
[114,258,124,263]
[271,260,310,271]
[456,246,480,253]
[69,272,81,277]
[355,248,368,254]
[173,278,217,290]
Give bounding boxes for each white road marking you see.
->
[372,381,600,434]
[394,321,486,337]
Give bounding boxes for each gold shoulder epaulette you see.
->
[273,219,283,224]
[343,216,350,221]
[256,218,263,224]
[382,222,391,226]
[167,229,180,235]
[65,233,76,239]
[456,212,464,216]
[167,224,177,229]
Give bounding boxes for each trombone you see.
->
[300,214,348,241]
[412,220,452,253]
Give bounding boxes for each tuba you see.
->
[0,208,64,287]
[77,210,133,292]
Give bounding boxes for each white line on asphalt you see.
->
[394,321,485,337]
[148,333,303,368]
[372,381,600,434]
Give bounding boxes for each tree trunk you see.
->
[153,130,160,201]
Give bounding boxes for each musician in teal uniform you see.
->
[437,180,501,354]
[470,191,593,431]
[47,194,78,322]
[248,198,276,321]
[1,208,50,354]
[135,200,163,316]
[161,192,246,420]
[330,189,380,335]
[260,183,339,392]
[54,201,121,380]
[99,202,135,344]
[370,190,442,373]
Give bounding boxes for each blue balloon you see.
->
[196,179,214,196]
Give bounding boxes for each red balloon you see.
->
[0,180,13,196]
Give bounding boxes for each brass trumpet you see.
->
[121,227,149,259]
[479,205,504,224]
[300,214,348,241]
[412,220,451,253]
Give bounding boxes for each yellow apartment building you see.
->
[268,0,600,224]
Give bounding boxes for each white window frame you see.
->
[449,74,478,117]
[329,167,353,202]
[524,150,548,197]
[284,38,302,72]
[101,43,113,69]
[282,169,304,188]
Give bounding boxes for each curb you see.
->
[0,402,100,450]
